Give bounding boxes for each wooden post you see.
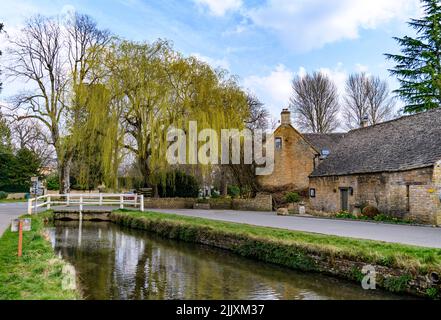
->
[120,195,124,209]
[140,195,144,212]
[47,196,51,210]
[18,220,23,257]
[27,199,32,215]
[67,194,70,207]
[99,193,103,206]
[79,195,83,212]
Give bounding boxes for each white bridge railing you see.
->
[28,193,144,215]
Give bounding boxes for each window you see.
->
[309,188,316,198]
[275,137,282,150]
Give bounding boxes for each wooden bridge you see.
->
[27,193,144,221]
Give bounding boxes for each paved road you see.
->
[0,202,28,235]
[1,203,441,248]
[151,209,441,249]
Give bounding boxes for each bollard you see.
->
[27,199,32,215]
[18,220,23,257]
[79,195,83,212]
[140,195,144,212]
[120,195,124,209]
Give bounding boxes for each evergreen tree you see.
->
[385,0,441,113]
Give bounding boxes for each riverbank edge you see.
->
[110,210,441,299]
[0,212,81,300]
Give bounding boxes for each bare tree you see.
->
[5,14,110,193]
[9,118,55,167]
[289,72,340,133]
[344,73,394,129]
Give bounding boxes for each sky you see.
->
[0,0,424,122]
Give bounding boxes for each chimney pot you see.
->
[360,115,369,128]
[281,109,291,125]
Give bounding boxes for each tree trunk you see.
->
[220,166,228,196]
[58,154,72,194]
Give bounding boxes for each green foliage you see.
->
[335,211,357,219]
[157,170,199,198]
[0,212,80,299]
[383,275,412,293]
[0,148,42,192]
[285,192,301,204]
[227,185,241,198]
[45,174,60,191]
[426,287,439,299]
[0,191,7,200]
[385,0,441,113]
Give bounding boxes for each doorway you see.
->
[340,188,349,212]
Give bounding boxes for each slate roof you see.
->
[310,108,441,177]
[303,133,346,154]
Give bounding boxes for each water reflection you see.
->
[48,221,410,300]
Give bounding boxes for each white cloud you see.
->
[191,53,230,70]
[246,0,421,52]
[194,0,242,16]
[243,64,294,116]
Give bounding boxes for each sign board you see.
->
[30,178,44,196]
[11,218,32,232]
[31,176,39,182]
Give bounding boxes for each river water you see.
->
[47,221,411,300]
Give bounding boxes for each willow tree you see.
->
[83,39,249,193]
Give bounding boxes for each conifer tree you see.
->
[385,0,441,113]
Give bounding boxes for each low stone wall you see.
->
[232,193,272,211]
[144,197,195,209]
[143,193,273,212]
[6,193,27,200]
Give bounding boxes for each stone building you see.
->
[258,109,344,192]
[309,108,441,225]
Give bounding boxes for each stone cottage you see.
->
[257,109,344,192]
[309,108,441,225]
[260,108,441,225]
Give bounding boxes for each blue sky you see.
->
[0,0,423,120]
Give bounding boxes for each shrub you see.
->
[0,191,8,200]
[335,211,357,219]
[45,174,60,191]
[227,185,240,198]
[362,205,380,218]
[157,170,199,198]
[285,192,301,204]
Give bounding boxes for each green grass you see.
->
[114,210,441,274]
[0,212,81,300]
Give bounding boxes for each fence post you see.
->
[67,194,70,207]
[99,193,103,206]
[47,196,51,210]
[79,195,83,212]
[140,195,144,212]
[120,195,124,209]
[28,199,32,215]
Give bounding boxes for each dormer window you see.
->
[320,149,330,159]
[275,137,282,150]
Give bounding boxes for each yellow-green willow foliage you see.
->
[74,39,249,189]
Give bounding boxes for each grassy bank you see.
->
[0,212,81,300]
[0,199,27,203]
[111,210,441,299]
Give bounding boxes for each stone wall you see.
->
[309,167,441,225]
[257,124,317,191]
[143,193,273,212]
[232,193,273,211]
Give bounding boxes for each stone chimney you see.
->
[281,108,291,125]
[360,114,369,128]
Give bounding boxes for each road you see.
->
[0,202,28,235]
[1,202,440,248]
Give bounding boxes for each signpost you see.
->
[30,176,43,214]
[11,218,31,257]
